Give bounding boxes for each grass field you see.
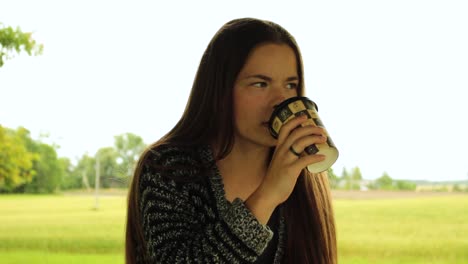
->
[333,192,468,263]
[0,192,467,263]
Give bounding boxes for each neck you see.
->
[214,141,271,201]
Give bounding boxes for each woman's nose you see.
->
[270,88,293,108]
[271,95,287,107]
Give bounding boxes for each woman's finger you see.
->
[291,153,326,171]
[283,125,325,145]
[289,134,327,155]
[276,115,309,144]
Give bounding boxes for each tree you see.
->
[70,154,96,189]
[114,133,146,183]
[14,130,65,193]
[327,167,339,189]
[375,172,394,190]
[64,133,146,190]
[95,147,120,188]
[339,167,349,190]
[395,180,417,191]
[341,167,360,190]
[350,167,363,190]
[0,23,43,67]
[0,126,36,192]
[23,142,64,193]
[452,184,463,192]
[59,157,76,189]
[341,167,349,180]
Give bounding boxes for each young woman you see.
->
[126,18,337,264]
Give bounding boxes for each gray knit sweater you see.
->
[138,144,286,263]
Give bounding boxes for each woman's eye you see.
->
[286,83,298,89]
[252,82,268,88]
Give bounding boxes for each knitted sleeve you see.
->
[138,146,273,263]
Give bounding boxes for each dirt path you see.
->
[331,190,465,199]
[61,189,466,200]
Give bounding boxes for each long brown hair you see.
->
[126,18,337,264]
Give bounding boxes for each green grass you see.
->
[0,251,122,264]
[335,195,468,263]
[0,194,126,263]
[0,193,467,263]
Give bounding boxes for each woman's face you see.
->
[233,43,299,149]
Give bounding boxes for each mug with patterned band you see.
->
[268,96,339,173]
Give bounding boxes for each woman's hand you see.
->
[246,115,327,224]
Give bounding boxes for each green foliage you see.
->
[395,180,417,191]
[59,157,74,189]
[327,167,339,189]
[11,129,65,193]
[0,126,36,192]
[349,167,363,190]
[374,172,394,190]
[68,154,96,190]
[113,133,146,182]
[451,184,468,192]
[96,147,121,188]
[65,133,146,190]
[452,184,462,192]
[0,126,66,193]
[0,23,43,67]
[433,185,450,192]
[341,167,349,180]
[339,166,362,190]
[23,143,64,193]
[0,125,148,193]
[366,172,417,191]
[351,167,362,181]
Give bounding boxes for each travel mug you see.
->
[268,96,339,173]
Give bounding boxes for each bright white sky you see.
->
[1,0,467,182]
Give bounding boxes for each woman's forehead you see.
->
[238,43,298,80]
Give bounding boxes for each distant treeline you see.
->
[0,125,145,193]
[327,167,415,191]
[1,125,467,194]
[327,167,468,192]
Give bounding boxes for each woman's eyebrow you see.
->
[244,74,272,81]
[286,76,299,82]
[244,74,298,81]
